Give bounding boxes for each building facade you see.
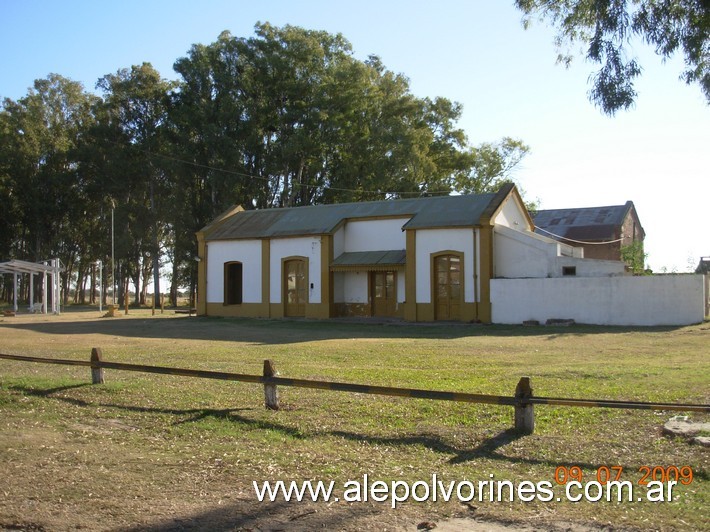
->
[197,185,626,323]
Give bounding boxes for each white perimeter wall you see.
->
[416,229,477,303]
[494,226,552,278]
[494,225,624,278]
[491,275,705,326]
[206,240,262,303]
[270,237,322,304]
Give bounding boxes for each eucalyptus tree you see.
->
[0,74,100,302]
[515,0,710,114]
[170,23,530,206]
[0,111,18,261]
[452,137,530,195]
[95,63,174,305]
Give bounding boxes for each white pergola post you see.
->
[43,269,48,314]
[13,272,18,312]
[28,273,34,312]
[53,258,61,315]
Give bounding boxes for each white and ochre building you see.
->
[196,184,631,323]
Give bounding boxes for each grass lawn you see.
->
[0,309,708,531]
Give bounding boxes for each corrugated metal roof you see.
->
[533,202,633,241]
[332,250,406,267]
[204,192,502,241]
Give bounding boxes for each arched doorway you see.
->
[284,259,307,317]
[434,254,461,320]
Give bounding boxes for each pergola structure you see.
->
[0,259,62,314]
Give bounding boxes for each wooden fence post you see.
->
[514,376,534,434]
[91,347,105,384]
[263,359,279,410]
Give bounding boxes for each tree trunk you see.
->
[89,263,96,305]
[150,178,161,309]
[117,262,124,307]
[170,255,179,307]
[75,263,86,304]
[133,270,140,306]
[140,255,151,305]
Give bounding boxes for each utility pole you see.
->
[97,260,103,313]
[111,206,116,305]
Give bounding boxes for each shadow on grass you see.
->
[124,499,392,532]
[10,383,624,473]
[0,312,685,345]
[8,384,306,440]
[330,427,609,471]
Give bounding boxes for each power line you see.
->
[535,225,625,245]
[110,139,451,198]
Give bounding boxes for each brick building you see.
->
[533,201,645,262]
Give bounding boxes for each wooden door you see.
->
[284,259,307,317]
[372,271,396,317]
[434,255,461,320]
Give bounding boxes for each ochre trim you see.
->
[270,303,284,318]
[317,235,334,319]
[334,302,371,317]
[404,229,417,321]
[206,302,269,318]
[196,232,207,316]
[306,303,331,319]
[416,303,434,322]
[482,184,534,231]
[473,228,479,321]
[415,302,478,322]
[504,187,535,231]
[478,225,493,323]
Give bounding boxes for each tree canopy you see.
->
[515,0,710,114]
[1,23,529,306]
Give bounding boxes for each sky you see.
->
[1,0,708,272]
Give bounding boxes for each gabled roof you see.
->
[202,185,516,241]
[533,201,642,241]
